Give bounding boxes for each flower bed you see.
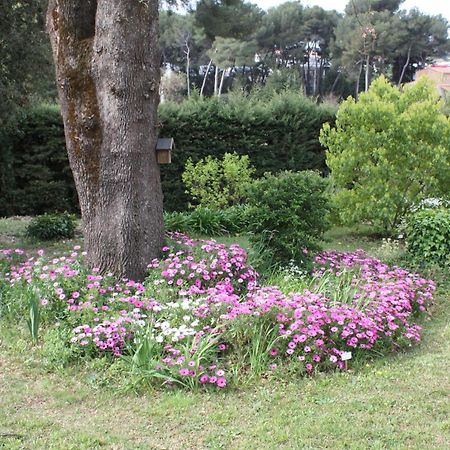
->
[0,234,435,389]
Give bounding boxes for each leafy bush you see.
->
[26,212,77,240]
[320,76,450,233]
[405,208,450,266]
[164,205,250,236]
[182,152,255,209]
[245,171,332,268]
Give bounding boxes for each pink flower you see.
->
[216,377,227,388]
[199,374,209,384]
[179,368,189,376]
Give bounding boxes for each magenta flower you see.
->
[216,377,227,388]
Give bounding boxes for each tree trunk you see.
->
[330,71,341,96]
[214,65,219,96]
[184,36,191,97]
[355,62,363,100]
[200,59,212,97]
[365,53,370,92]
[398,44,412,86]
[47,0,164,281]
[218,68,226,97]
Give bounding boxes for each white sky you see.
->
[253,0,450,21]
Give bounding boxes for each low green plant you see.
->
[182,152,255,209]
[245,170,332,268]
[405,208,450,266]
[41,326,79,369]
[164,205,251,236]
[26,290,40,342]
[26,212,77,240]
[225,315,281,379]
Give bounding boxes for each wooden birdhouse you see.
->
[156,138,174,164]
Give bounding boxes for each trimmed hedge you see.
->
[1,93,335,215]
[0,104,78,216]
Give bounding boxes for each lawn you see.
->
[0,217,449,450]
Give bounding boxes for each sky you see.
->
[252,0,450,21]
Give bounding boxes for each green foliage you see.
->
[182,152,255,209]
[245,170,332,268]
[2,94,334,216]
[164,205,250,236]
[0,0,55,126]
[26,212,76,241]
[161,92,336,210]
[41,327,79,369]
[405,208,450,267]
[0,104,78,216]
[320,76,450,233]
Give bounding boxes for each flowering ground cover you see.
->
[0,218,448,449]
[0,232,435,390]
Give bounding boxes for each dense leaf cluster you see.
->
[406,208,450,266]
[245,170,332,268]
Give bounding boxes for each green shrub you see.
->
[26,212,77,240]
[164,205,251,236]
[245,171,332,268]
[320,76,450,233]
[182,152,255,209]
[405,208,450,266]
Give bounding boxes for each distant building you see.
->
[415,64,450,97]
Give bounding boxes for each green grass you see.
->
[0,217,449,449]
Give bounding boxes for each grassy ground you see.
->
[0,218,449,449]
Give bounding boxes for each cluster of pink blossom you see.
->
[1,238,435,387]
[147,232,258,296]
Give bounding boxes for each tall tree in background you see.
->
[46,0,164,280]
[391,10,450,85]
[0,0,55,124]
[0,0,55,216]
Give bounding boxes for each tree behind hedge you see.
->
[1,91,335,215]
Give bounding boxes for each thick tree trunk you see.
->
[47,0,164,281]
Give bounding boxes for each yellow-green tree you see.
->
[320,76,450,233]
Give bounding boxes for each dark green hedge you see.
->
[0,104,78,216]
[0,93,335,216]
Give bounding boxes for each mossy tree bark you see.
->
[47,0,164,281]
